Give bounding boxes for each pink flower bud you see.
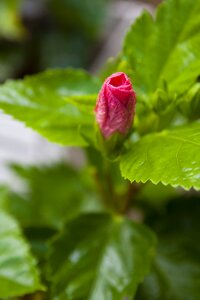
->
[95,72,136,139]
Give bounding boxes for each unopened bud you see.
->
[95,72,136,139]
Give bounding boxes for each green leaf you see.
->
[124,0,200,101]
[0,0,25,40]
[48,213,156,300]
[64,94,97,113]
[0,185,9,210]
[0,69,100,146]
[0,211,44,298]
[120,121,200,190]
[7,163,103,229]
[24,226,57,265]
[138,197,200,300]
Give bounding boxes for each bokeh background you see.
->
[0,0,161,185]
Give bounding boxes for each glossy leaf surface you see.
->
[124,0,200,101]
[121,121,200,190]
[0,211,43,298]
[0,69,100,146]
[48,214,156,300]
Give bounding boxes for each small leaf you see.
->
[120,121,200,190]
[47,213,156,300]
[0,69,100,146]
[0,211,44,298]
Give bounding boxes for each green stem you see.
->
[91,167,112,210]
[103,159,119,212]
[85,148,141,215]
[119,183,140,214]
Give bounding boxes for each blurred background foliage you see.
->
[0,0,109,285]
[1,1,200,298]
[0,0,109,82]
[0,163,104,267]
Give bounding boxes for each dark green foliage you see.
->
[137,197,200,300]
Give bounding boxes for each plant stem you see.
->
[119,183,141,214]
[103,159,119,212]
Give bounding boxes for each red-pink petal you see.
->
[95,72,136,139]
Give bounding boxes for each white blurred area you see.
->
[0,1,156,184]
[90,0,154,72]
[0,112,68,184]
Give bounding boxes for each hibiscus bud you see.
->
[95,72,136,139]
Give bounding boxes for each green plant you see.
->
[0,0,200,299]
